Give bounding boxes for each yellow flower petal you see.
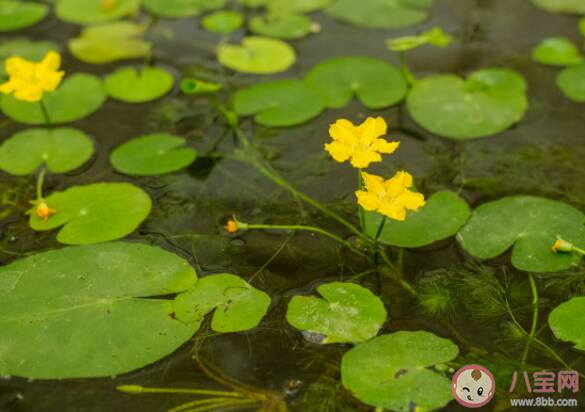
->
[329,119,357,144]
[355,190,380,211]
[350,150,381,168]
[361,171,385,193]
[398,191,426,210]
[384,171,413,196]
[325,141,353,163]
[39,51,61,72]
[378,202,407,221]
[357,116,387,142]
[371,139,400,154]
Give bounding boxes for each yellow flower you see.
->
[325,117,400,169]
[225,219,238,233]
[0,51,65,102]
[101,0,115,11]
[356,171,425,221]
[35,200,56,221]
[552,237,574,253]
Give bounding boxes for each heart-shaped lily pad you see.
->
[218,36,296,74]
[532,0,585,14]
[366,191,470,248]
[0,128,93,176]
[457,196,585,272]
[549,297,585,351]
[143,0,226,18]
[1,73,107,125]
[69,22,151,65]
[557,63,585,102]
[0,242,198,379]
[202,10,243,34]
[532,37,584,66]
[0,0,48,32]
[29,182,152,245]
[0,38,59,78]
[325,0,432,29]
[56,0,140,25]
[304,56,407,109]
[105,67,174,103]
[249,13,312,40]
[111,134,197,176]
[286,282,387,344]
[342,331,458,411]
[233,79,325,126]
[174,274,271,333]
[407,68,528,139]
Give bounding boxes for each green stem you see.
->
[39,99,51,127]
[178,398,257,412]
[244,223,366,258]
[399,51,416,86]
[374,217,386,242]
[379,248,417,296]
[116,385,243,398]
[36,167,47,200]
[357,169,367,238]
[520,273,539,370]
[168,397,254,412]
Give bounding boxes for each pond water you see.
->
[3,0,585,411]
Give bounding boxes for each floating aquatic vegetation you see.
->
[55,0,140,25]
[202,10,244,34]
[532,0,585,14]
[249,13,314,39]
[286,282,387,343]
[0,39,59,78]
[105,66,175,103]
[325,0,433,29]
[0,0,48,32]
[143,0,226,19]
[217,36,296,74]
[549,297,585,350]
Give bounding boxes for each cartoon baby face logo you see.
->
[452,364,495,408]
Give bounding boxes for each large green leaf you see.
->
[457,196,585,272]
[549,297,585,351]
[304,56,407,109]
[0,242,198,379]
[267,0,330,13]
[143,0,226,18]
[29,183,152,245]
[218,36,296,74]
[532,0,585,14]
[325,0,432,29]
[407,68,528,139]
[1,73,107,125]
[202,10,243,34]
[0,0,47,32]
[286,282,387,343]
[56,0,140,25]
[69,22,151,64]
[341,331,459,411]
[233,79,325,126]
[557,63,585,102]
[0,38,60,78]
[174,274,271,333]
[0,128,94,176]
[105,67,174,103]
[110,134,197,176]
[366,191,470,248]
[532,37,583,66]
[249,13,313,40]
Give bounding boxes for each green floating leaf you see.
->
[234,79,324,127]
[557,63,585,101]
[407,68,528,139]
[532,37,583,66]
[69,22,151,65]
[0,0,47,32]
[304,56,407,109]
[341,331,459,411]
[0,128,93,176]
[56,0,139,25]
[111,133,196,176]
[267,0,331,13]
[181,78,222,94]
[203,10,243,34]
[0,242,198,379]
[249,13,312,40]
[549,297,585,351]
[0,38,59,78]
[386,27,453,52]
[143,0,226,18]
[457,196,585,272]
[326,0,432,29]
[174,274,271,333]
[367,191,470,248]
[30,182,152,245]
[1,73,107,125]
[218,36,296,74]
[532,0,585,14]
[105,67,174,103]
[286,282,387,344]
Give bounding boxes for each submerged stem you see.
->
[36,167,47,200]
[116,385,243,398]
[399,51,416,86]
[520,273,539,369]
[39,99,51,127]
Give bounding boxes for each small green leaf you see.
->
[202,10,243,34]
[367,191,470,248]
[532,0,585,14]
[56,0,139,25]
[233,79,324,126]
[0,39,59,78]
[0,242,198,379]
[304,56,407,109]
[249,14,313,40]
[105,67,174,103]
[457,196,585,272]
[1,73,107,125]
[174,274,271,333]
[181,78,222,94]
[557,63,585,101]
[69,22,151,65]
[0,0,47,32]
[326,0,432,29]
[143,0,226,18]
[0,128,93,176]
[218,36,296,74]
[29,183,152,245]
[407,68,528,139]
[386,27,453,52]
[286,282,387,343]
[532,37,583,66]
[267,0,331,14]
[549,297,585,351]
[341,331,459,411]
[110,134,196,176]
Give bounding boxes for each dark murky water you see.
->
[3,0,585,411]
